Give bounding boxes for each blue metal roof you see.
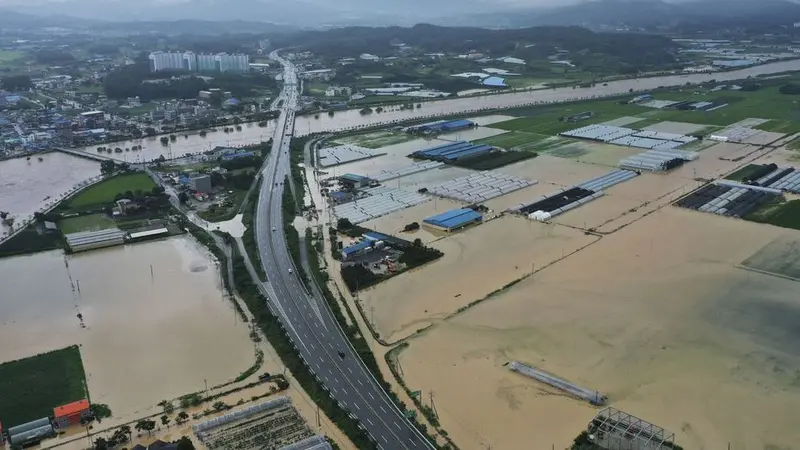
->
[420,141,473,157]
[343,240,373,255]
[443,145,493,161]
[363,231,389,241]
[441,119,474,130]
[482,77,507,87]
[424,208,483,229]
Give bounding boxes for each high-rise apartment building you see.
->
[149,51,249,73]
[196,53,218,72]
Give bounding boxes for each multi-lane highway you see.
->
[252,52,434,449]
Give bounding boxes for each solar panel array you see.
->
[427,171,536,203]
[333,186,430,224]
[317,145,382,168]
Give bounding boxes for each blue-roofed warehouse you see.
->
[342,240,374,260]
[423,208,483,232]
[411,141,495,162]
[409,119,475,135]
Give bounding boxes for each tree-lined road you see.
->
[252,52,434,449]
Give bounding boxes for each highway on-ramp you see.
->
[252,52,435,450]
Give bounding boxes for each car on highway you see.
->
[288,268,293,274]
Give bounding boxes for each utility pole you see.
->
[429,391,438,419]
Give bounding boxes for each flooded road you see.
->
[0,153,100,236]
[0,236,254,416]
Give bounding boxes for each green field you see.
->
[746,199,800,231]
[726,164,765,182]
[67,173,156,210]
[489,80,800,138]
[59,213,117,234]
[0,346,88,427]
[0,50,25,67]
[474,131,547,151]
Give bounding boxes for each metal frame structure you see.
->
[587,407,675,450]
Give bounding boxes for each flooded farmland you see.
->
[0,236,255,418]
[0,153,100,236]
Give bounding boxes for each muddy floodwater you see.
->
[72,121,278,163]
[0,153,100,236]
[68,59,800,165]
[0,236,255,417]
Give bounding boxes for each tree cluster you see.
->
[779,83,800,95]
[274,24,680,72]
[1,75,32,91]
[103,56,277,101]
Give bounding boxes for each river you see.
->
[0,236,254,418]
[4,59,799,236]
[65,59,800,165]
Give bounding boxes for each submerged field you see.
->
[396,208,800,450]
[0,346,87,427]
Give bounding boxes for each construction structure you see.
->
[507,361,607,406]
[193,397,319,450]
[423,208,483,232]
[65,228,127,253]
[7,418,54,447]
[586,407,677,450]
[53,399,91,428]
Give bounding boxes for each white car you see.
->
[288,268,293,274]
[272,227,276,232]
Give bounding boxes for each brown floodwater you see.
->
[0,236,255,417]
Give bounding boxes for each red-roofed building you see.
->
[53,399,91,428]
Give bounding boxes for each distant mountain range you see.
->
[2,0,799,31]
[491,0,800,29]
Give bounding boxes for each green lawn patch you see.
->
[746,199,800,231]
[67,173,156,210]
[59,214,117,234]
[0,346,88,428]
[450,150,538,170]
[725,164,764,181]
[474,131,547,150]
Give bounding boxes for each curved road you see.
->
[253,53,434,449]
